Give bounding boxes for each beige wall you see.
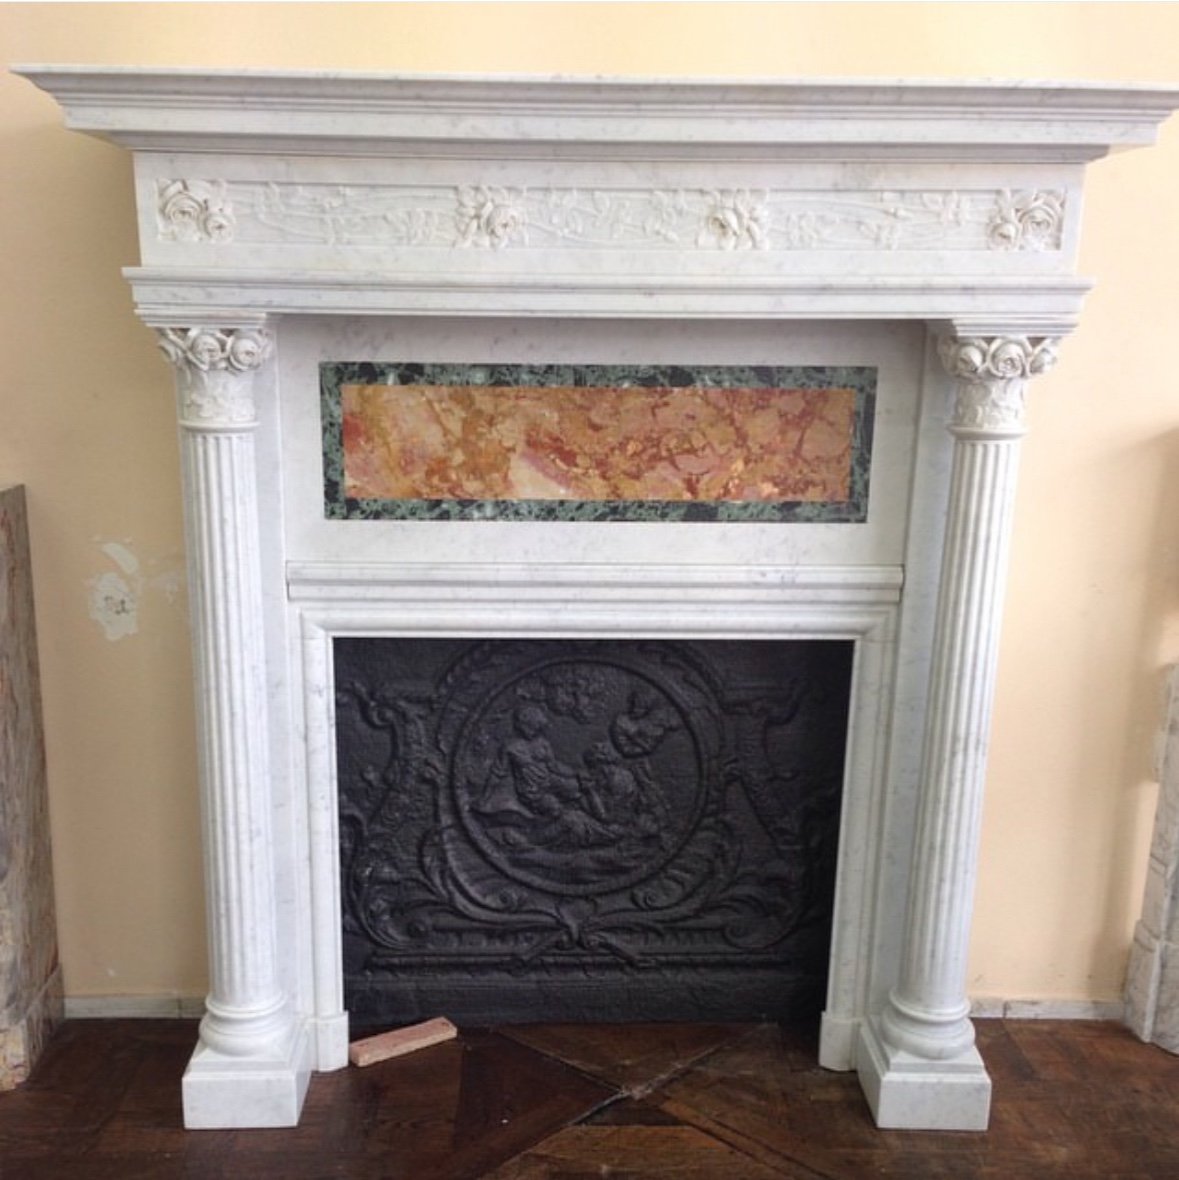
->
[2,2,1177,1007]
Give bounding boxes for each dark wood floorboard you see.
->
[1,1017,1178,1178]
[0,1022,615,1180]
[500,1021,751,1094]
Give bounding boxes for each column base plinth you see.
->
[856,1017,991,1130]
[818,1010,858,1071]
[310,1010,351,1072]
[182,1018,312,1129]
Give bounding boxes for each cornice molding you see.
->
[125,268,1093,326]
[15,66,1179,161]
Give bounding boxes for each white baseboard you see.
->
[969,997,1125,1021]
[62,994,1124,1024]
[64,995,206,1020]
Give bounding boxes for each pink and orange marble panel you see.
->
[341,383,857,504]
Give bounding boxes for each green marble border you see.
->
[320,362,876,523]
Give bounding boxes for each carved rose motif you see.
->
[227,331,267,372]
[456,186,526,248]
[157,326,272,374]
[200,208,235,242]
[158,180,236,243]
[986,190,1064,251]
[156,327,273,427]
[986,339,1032,378]
[189,330,229,371]
[940,335,1058,382]
[938,334,1060,433]
[698,190,768,250]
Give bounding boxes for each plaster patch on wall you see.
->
[87,570,139,641]
[86,540,186,642]
[100,541,140,577]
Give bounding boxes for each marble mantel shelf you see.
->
[16,66,1179,154]
[18,66,1179,1135]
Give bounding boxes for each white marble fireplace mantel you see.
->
[17,66,1179,1132]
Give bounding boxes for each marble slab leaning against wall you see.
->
[0,485,62,1088]
[1126,665,1179,1052]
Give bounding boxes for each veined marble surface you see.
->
[323,363,874,522]
[0,486,61,1089]
[18,65,1179,1131]
[1125,664,1179,1052]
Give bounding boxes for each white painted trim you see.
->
[64,995,207,1019]
[59,993,1124,1023]
[969,997,1125,1022]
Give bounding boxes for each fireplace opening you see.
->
[335,637,853,1026]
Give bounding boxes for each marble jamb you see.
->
[320,363,876,523]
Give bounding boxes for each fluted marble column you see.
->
[157,325,309,1129]
[858,331,1060,1131]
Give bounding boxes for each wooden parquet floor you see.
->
[1,1017,1178,1179]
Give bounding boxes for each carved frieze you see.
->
[153,180,1066,253]
[336,638,852,1024]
